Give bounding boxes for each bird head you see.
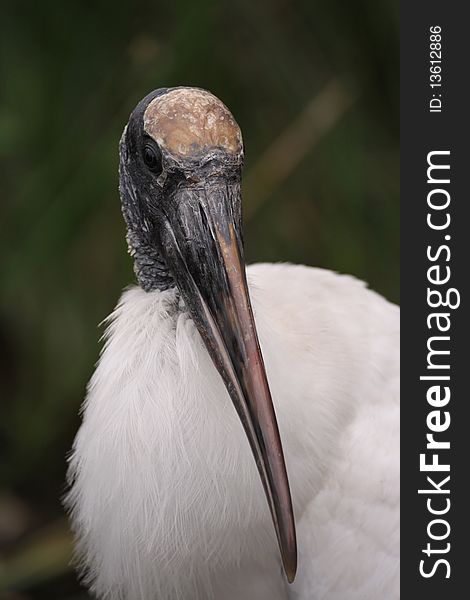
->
[119,86,297,582]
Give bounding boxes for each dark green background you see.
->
[0,1,398,597]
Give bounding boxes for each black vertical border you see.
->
[401,3,469,598]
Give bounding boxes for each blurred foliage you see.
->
[0,0,398,596]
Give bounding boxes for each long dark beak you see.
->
[159,180,297,582]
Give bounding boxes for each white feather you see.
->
[66,263,399,600]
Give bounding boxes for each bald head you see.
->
[143,88,243,160]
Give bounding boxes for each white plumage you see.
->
[66,262,399,599]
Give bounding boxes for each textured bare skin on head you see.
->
[143,88,243,159]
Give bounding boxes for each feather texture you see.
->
[65,263,399,599]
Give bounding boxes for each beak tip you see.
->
[281,534,297,583]
[285,561,297,584]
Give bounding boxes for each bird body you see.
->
[67,262,399,599]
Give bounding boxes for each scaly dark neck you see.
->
[126,228,175,292]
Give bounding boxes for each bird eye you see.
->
[142,143,162,173]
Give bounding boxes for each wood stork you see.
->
[65,87,399,600]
